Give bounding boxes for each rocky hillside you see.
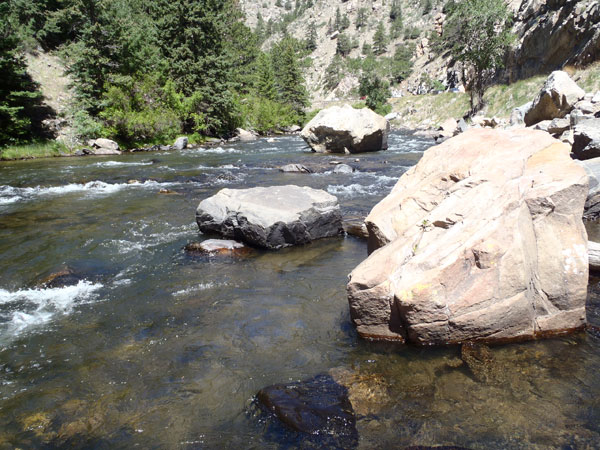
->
[240,0,600,103]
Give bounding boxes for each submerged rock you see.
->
[348,128,588,344]
[40,268,85,288]
[461,342,501,384]
[184,239,251,256]
[524,71,585,126]
[333,163,354,174]
[196,185,343,249]
[256,373,358,444]
[301,104,389,153]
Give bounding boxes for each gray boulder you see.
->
[196,185,343,249]
[575,157,600,220]
[301,104,389,154]
[510,101,532,126]
[88,138,121,155]
[547,117,571,135]
[279,163,312,173]
[524,71,585,126]
[173,136,188,150]
[236,128,257,142]
[572,118,600,160]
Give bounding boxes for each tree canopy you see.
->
[444,0,515,112]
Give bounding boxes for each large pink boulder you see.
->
[347,128,589,344]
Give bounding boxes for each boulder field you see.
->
[301,104,389,153]
[196,185,343,249]
[347,128,589,345]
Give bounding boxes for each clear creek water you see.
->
[0,133,599,449]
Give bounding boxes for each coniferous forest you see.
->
[1,0,309,147]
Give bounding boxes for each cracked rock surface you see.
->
[347,128,589,344]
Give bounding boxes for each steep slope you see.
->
[241,0,600,104]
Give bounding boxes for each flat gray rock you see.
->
[196,185,343,249]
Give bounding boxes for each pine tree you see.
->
[306,22,317,52]
[336,33,352,57]
[272,38,308,116]
[0,3,43,146]
[334,8,341,31]
[254,52,277,101]
[372,22,388,55]
[256,12,265,43]
[391,44,413,83]
[356,7,368,29]
[152,0,238,134]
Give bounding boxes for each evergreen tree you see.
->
[306,22,317,52]
[391,44,413,83]
[256,12,265,43]
[0,3,43,146]
[373,22,388,55]
[254,52,277,101]
[324,54,344,91]
[356,7,368,29]
[336,33,352,57]
[272,38,308,116]
[334,8,341,31]
[152,0,239,134]
[63,0,126,115]
[390,0,401,20]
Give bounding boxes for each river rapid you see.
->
[1,133,600,448]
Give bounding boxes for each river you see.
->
[0,133,599,448]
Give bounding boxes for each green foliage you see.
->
[372,22,388,55]
[390,44,414,83]
[356,7,368,29]
[99,76,182,145]
[0,140,70,160]
[0,3,44,146]
[421,0,433,15]
[359,73,391,115]
[336,33,352,57]
[324,54,345,91]
[238,95,300,134]
[306,22,317,52]
[444,0,515,112]
[390,0,402,20]
[271,37,309,117]
[404,26,421,40]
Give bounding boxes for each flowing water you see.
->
[0,133,599,449]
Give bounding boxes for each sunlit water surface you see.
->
[0,133,599,449]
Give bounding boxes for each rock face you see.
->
[347,128,589,345]
[196,185,343,249]
[524,71,585,126]
[301,105,389,153]
[572,118,600,160]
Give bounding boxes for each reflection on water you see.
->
[0,133,599,448]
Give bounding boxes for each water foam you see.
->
[0,180,174,205]
[0,280,103,336]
